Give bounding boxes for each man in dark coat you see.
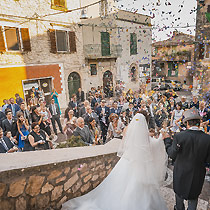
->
[2,110,18,137]
[76,88,85,104]
[96,100,110,144]
[0,127,18,153]
[110,101,121,116]
[163,108,210,210]
[49,99,63,135]
[83,105,99,125]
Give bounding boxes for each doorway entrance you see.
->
[103,70,113,97]
[68,72,81,100]
[22,77,53,105]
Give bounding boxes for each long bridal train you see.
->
[62,113,168,210]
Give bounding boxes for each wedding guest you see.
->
[69,94,79,117]
[91,92,101,110]
[170,102,184,133]
[64,116,77,139]
[147,98,155,129]
[37,87,45,101]
[83,105,99,125]
[51,88,61,114]
[15,93,24,106]
[88,117,102,145]
[0,127,18,153]
[49,99,63,135]
[2,110,18,138]
[73,117,93,145]
[76,88,85,104]
[190,96,199,109]
[18,102,31,125]
[110,101,121,115]
[7,97,20,117]
[79,100,90,117]
[23,122,52,151]
[2,99,9,113]
[17,112,29,151]
[96,100,110,144]
[31,106,51,136]
[107,114,124,142]
[4,131,18,145]
[199,101,210,122]
[181,96,189,110]
[0,110,6,129]
[120,111,129,127]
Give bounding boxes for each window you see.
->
[49,29,77,53]
[130,33,137,55]
[56,30,68,52]
[101,32,110,56]
[205,43,210,59]
[172,46,176,53]
[5,27,20,51]
[198,43,205,59]
[90,64,97,75]
[0,26,31,52]
[51,0,67,11]
[130,66,137,82]
[168,62,178,77]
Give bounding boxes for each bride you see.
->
[62,113,168,210]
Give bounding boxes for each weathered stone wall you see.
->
[0,153,120,210]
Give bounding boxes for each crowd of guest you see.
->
[1,85,210,153]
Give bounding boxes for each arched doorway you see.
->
[103,70,113,97]
[68,72,81,100]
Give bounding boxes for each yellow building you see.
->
[152,32,195,86]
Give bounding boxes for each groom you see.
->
[163,108,210,210]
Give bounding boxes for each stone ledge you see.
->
[0,139,121,172]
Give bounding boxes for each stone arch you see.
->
[68,72,81,100]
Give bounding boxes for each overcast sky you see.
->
[117,0,197,41]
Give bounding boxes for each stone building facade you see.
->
[0,0,86,108]
[152,32,195,86]
[194,0,210,94]
[0,0,152,107]
[81,10,152,93]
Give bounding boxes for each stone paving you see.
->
[162,168,209,210]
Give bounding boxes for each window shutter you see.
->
[198,43,205,59]
[130,33,137,55]
[0,26,6,52]
[21,28,31,52]
[207,5,210,13]
[101,32,110,56]
[49,29,57,53]
[69,31,77,53]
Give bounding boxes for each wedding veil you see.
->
[118,113,168,186]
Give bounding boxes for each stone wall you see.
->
[0,140,121,210]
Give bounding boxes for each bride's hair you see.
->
[137,110,150,124]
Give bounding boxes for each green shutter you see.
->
[175,62,179,77]
[206,13,210,23]
[168,62,172,76]
[130,33,137,55]
[101,32,110,56]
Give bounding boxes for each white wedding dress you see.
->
[62,113,168,210]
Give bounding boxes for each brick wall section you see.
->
[26,64,62,94]
[0,153,120,210]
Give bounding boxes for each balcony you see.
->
[83,44,122,59]
[153,51,192,62]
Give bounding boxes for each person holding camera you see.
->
[17,112,30,151]
[23,122,52,151]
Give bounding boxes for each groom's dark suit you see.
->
[164,129,210,202]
